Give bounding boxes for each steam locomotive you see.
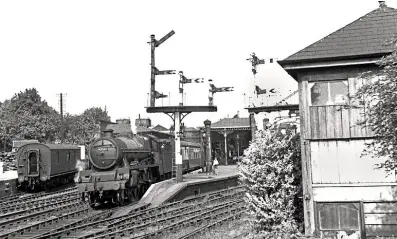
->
[76,129,202,208]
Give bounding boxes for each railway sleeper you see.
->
[0,187,78,208]
[90,201,243,239]
[176,209,245,239]
[31,211,112,239]
[106,193,243,229]
[0,201,87,231]
[0,193,79,214]
[119,198,240,228]
[2,210,92,239]
[140,206,245,239]
[49,197,239,239]
[0,195,81,222]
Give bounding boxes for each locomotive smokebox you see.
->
[103,129,114,138]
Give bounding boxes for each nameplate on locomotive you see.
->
[97,147,108,151]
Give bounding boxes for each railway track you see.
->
[0,186,77,209]
[86,198,245,238]
[0,192,25,202]
[37,186,245,239]
[175,209,245,239]
[0,186,244,239]
[0,190,79,214]
[137,201,245,239]
[0,195,83,231]
[0,186,84,238]
[0,207,107,239]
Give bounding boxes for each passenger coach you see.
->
[16,143,80,191]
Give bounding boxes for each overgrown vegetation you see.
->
[239,123,303,237]
[354,37,397,173]
[0,88,110,149]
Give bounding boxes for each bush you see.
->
[239,123,303,236]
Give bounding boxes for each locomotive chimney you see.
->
[103,129,114,137]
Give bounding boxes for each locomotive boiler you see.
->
[77,129,202,208]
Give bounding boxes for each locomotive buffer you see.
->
[146,105,217,182]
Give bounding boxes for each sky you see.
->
[1,0,396,130]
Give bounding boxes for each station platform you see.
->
[0,170,17,181]
[0,171,18,197]
[112,165,239,218]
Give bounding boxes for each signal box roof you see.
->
[279,4,397,64]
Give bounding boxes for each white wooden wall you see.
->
[313,185,397,201]
[311,140,395,184]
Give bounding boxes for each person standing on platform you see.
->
[213,153,219,175]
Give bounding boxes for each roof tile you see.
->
[282,6,397,63]
[211,118,250,128]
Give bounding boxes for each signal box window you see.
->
[317,203,360,235]
[310,80,348,106]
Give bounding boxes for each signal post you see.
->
[146,30,218,183]
[146,31,237,182]
[146,106,217,182]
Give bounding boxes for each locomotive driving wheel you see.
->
[89,193,96,209]
[127,188,136,203]
[117,189,125,206]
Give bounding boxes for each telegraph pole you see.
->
[60,93,64,120]
[59,93,65,143]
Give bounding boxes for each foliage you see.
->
[354,39,397,172]
[0,88,110,149]
[0,88,61,148]
[64,107,110,146]
[239,123,303,236]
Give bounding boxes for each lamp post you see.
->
[236,134,240,163]
[200,127,206,173]
[204,120,212,174]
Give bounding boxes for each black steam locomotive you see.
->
[77,129,202,208]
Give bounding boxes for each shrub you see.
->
[239,123,303,236]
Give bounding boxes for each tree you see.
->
[354,38,397,172]
[0,88,111,150]
[239,123,302,236]
[0,88,61,147]
[63,107,110,146]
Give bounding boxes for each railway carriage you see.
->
[77,129,203,208]
[181,141,202,170]
[16,143,80,191]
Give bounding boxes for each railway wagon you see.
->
[77,129,202,207]
[16,143,80,191]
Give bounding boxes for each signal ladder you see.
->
[171,152,177,180]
